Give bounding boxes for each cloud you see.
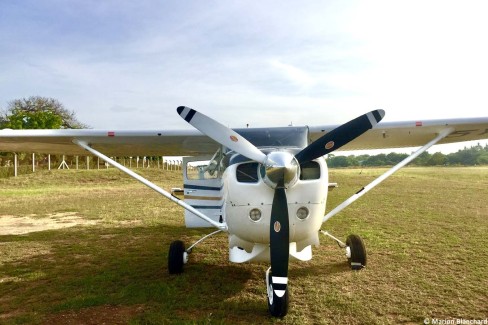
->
[109,105,137,113]
[269,59,316,89]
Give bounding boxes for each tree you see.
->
[476,152,488,165]
[327,155,351,167]
[447,145,482,166]
[363,154,387,166]
[0,96,88,129]
[2,108,63,129]
[413,151,431,166]
[386,152,409,165]
[427,152,448,166]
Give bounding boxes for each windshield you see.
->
[233,126,308,148]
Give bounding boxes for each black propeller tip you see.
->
[373,109,385,123]
[176,106,186,114]
[177,107,197,122]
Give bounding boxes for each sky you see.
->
[1,0,487,153]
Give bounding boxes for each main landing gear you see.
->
[345,234,367,270]
[321,231,367,270]
[168,240,187,274]
[167,230,223,274]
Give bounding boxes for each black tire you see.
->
[267,271,289,318]
[168,240,185,274]
[346,234,367,270]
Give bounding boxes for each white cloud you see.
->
[269,59,316,90]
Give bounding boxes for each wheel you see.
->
[266,270,289,318]
[168,240,186,274]
[346,234,367,270]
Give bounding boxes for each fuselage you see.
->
[182,126,330,263]
[224,153,328,260]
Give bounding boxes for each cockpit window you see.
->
[236,162,259,183]
[186,160,219,180]
[234,127,308,148]
[300,161,320,180]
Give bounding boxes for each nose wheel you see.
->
[266,268,289,318]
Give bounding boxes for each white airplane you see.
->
[1,107,487,317]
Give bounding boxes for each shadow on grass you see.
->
[290,260,351,278]
[0,224,266,324]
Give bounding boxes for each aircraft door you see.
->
[183,155,223,228]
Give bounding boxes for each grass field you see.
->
[0,167,487,324]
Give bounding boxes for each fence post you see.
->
[32,153,35,172]
[14,153,18,177]
[48,154,51,171]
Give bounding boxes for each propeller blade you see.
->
[177,106,271,165]
[269,183,289,299]
[295,109,385,164]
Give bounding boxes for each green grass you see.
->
[1,167,487,324]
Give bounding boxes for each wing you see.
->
[1,117,487,156]
[0,129,219,156]
[309,117,488,150]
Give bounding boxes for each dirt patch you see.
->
[41,304,145,325]
[0,212,99,235]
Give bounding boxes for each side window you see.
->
[186,160,219,180]
[236,162,259,183]
[300,161,320,180]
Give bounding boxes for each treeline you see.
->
[326,144,488,167]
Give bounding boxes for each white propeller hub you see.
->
[261,151,299,189]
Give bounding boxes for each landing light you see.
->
[297,207,309,220]
[249,208,262,222]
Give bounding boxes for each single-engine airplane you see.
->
[1,107,488,317]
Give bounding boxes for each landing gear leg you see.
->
[168,230,223,274]
[320,231,367,270]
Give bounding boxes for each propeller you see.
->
[269,182,290,300]
[177,106,385,305]
[295,109,385,164]
[177,106,274,167]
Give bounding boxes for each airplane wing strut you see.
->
[322,127,454,224]
[73,139,228,231]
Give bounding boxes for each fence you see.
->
[0,153,183,178]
